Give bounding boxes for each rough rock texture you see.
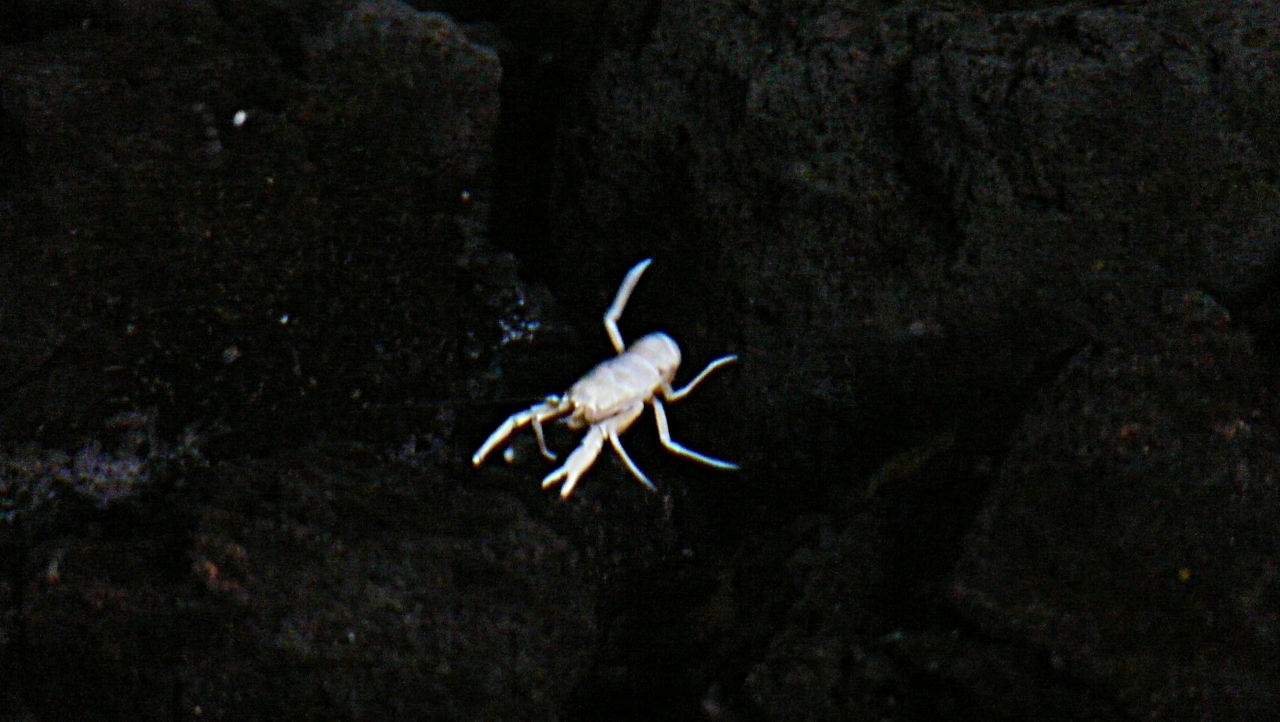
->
[2,0,1279,719]
[544,0,1280,719]
[0,0,502,453]
[546,0,1279,487]
[15,449,596,720]
[0,1,604,719]
[951,290,1276,719]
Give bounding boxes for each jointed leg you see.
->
[472,398,569,467]
[542,425,606,499]
[530,413,557,460]
[526,400,571,460]
[603,258,653,354]
[650,398,739,470]
[608,432,656,492]
[604,404,655,492]
[664,355,738,401]
[542,403,650,498]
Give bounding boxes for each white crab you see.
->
[472,259,739,498]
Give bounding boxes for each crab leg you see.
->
[543,403,648,498]
[651,398,739,470]
[603,258,653,354]
[542,425,606,499]
[472,398,569,467]
[664,354,738,401]
[604,404,654,492]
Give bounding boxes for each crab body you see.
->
[563,332,678,428]
[472,261,737,499]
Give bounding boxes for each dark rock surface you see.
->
[1,0,1277,719]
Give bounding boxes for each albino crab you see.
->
[472,259,739,498]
